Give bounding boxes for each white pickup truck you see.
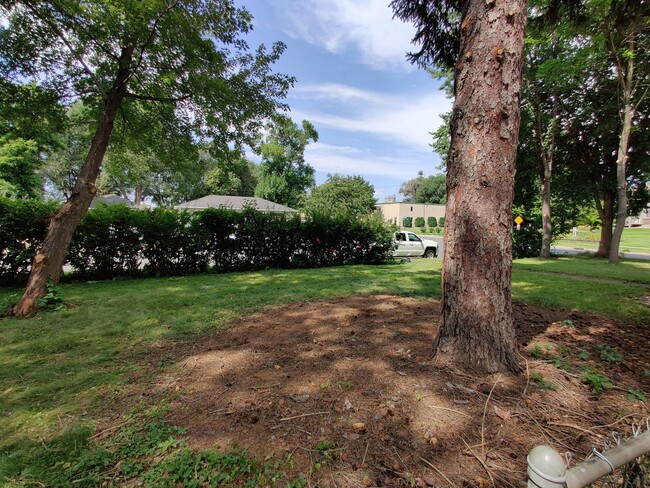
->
[393,231,438,258]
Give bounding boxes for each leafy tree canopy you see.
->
[415,174,446,204]
[399,171,446,204]
[0,80,65,199]
[0,0,294,166]
[203,150,257,198]
[302,174,376,218]
[255,117,318,208]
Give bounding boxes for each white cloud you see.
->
[290,84,452,149]
[305,142,434,180]
[292,84,389,105]
[278,0,417,71]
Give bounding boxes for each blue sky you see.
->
[239,0,452,202]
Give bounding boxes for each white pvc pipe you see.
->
[527,445,566,487]
[565,430,650,487]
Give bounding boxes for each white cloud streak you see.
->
[306,142,432,179]
[291,83,452,149]
[277,0,417,71]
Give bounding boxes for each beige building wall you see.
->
[376,203,446,226]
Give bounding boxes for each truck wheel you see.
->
[424,248,437,259]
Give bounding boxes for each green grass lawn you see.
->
[556,227,650,254]
[513,255,650,284]
[1,257,648,486]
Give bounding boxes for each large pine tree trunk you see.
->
[433,0,526,373]
[11,95,123,317]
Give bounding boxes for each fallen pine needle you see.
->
[462,437,495,488]
[279,411,330,422]
[429,405,471,418]
[600,414,639,428]
[362,441,369,467]
[421,457,457,487]
[481,374,501,459]
[547,421,600,438]
[90,419,133,439]
[249,384,280,390]
[519,353,530,398]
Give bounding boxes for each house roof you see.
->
[176,195,297,213]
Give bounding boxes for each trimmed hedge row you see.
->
[0,199,395,284]
[0,199,59,284]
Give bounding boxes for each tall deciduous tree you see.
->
[41,102,93,201]
[596,0,648,263]
[97,102,205,206]
[415,174,446,204]
[255,117,318,208]
[524,38,561,258]
[400,172,447,204]
[0,80,64,198]
[302,174,376,218]
[0,0,293,316]
[536,0,649,260]
[392,0,526,372]
[203,150,257,198]
[399,170,425,202]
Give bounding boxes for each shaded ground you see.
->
[145,295,648,487]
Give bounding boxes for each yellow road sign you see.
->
[514,216,523,225]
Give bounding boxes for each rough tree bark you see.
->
[11,46,134,317]
[595,190,614,258]
[433,0,526,373]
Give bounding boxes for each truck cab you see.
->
[393,231,438,258]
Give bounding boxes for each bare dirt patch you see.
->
[154,295,649,487]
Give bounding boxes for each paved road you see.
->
[414,235,650,261]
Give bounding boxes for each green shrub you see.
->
[414,216,425,227]
[0,197,58,284]
[419,228,427,233]
[427,216,437,228]
[438,217,445,227]
[512,226,542,259]
[402,217,412,228]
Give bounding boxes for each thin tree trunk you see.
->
[596,190,614,258]
[434,0,526,373]
[535,90,558,259]
[539,170,552,257]
[11,96,123,317]
[608,40,634,264]
[11,45,134,317]
[134,183,143,206]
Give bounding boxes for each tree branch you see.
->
[125,0,181,86]
[22,1,109,100]
[49,0,119,61]
[124,91,192,103]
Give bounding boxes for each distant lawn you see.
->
[556,227,650,254]
[513,255,650,285]
[1,257,648,486]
